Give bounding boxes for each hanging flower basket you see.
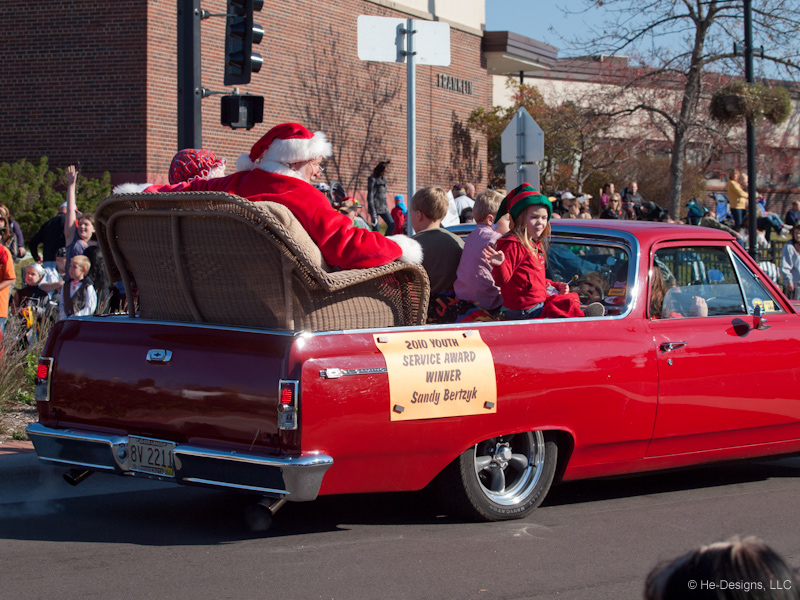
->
[710,81,792,126]
[761,86,792,125]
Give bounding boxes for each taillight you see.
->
[277,380,298,430]
[35,357,54,402]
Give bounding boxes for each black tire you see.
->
[437,431,558,521]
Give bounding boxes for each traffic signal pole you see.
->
[178,0,203,150]
[744,0,758,258]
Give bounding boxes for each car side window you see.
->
[651,246,747,318]
[731,252,785,314]
[547,241,630,316]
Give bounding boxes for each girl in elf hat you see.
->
[483,183,575,320]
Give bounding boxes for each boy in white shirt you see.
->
[59,255,97,320]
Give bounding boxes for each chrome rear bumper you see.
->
[26,423,333,502]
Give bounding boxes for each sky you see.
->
[483,1,786,80]
[484,1,604,54]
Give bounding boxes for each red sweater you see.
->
[144,169,402,270]
[491,235,555,310]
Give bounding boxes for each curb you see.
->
[0,440,35,455]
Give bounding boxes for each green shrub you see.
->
[0,157,112,240]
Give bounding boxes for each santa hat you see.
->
[237,122,332,172]
[169,149,226,184]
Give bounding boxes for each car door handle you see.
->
[660,341,687,352]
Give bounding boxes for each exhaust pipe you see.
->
[244,497,288,532]
[63,468,93,486]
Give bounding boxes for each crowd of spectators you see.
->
[5,139,800,336]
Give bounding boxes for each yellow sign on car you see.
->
[374,330,497,421]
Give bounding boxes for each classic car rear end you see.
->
[28,317,332,508]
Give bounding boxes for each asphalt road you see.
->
[2,446,800,600]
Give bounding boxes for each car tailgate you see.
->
[38,319,295,451]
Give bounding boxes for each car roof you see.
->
[446,220,734,245]
[551,219,733,244]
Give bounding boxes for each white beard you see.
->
[255,160,307,181]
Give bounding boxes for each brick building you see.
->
[1,0,499,199]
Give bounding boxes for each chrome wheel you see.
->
[473,431,545,506]
[437,430,558,521]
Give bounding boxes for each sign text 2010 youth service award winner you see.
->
[374,330,497,421]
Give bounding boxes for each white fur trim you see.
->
[390,235,423,265]
[255,159,305,180]
[236,152,256,172]
[113,182,152,194]
[262,131,332,164]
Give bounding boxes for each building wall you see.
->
[0,0,148,175]
[0,0,491,198]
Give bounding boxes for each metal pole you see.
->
[406,19,416,236]
[744,0,758,258]
[177,0,202,150]
[516,109,525,188]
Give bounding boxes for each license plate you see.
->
[128,436,176,477]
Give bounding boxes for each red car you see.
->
[27,219,800,529]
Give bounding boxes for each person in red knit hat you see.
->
[127,123,421,270]
[168,149,227,184]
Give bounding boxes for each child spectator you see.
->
[391,195,407,235]
[60,255,97,320]
[39,246,67,299]
[454,189,504,311]
[484,184,588,320]
[411,186,464,297]
[574,271,609,306]
[11,263,50,313]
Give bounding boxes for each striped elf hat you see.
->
[496,183,552,222]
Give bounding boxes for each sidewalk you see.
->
[0,440,35,455]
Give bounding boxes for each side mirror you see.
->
[753,304,771,330]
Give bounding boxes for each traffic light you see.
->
[223,0,264,86]
[221,93,264,130]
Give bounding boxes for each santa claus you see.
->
[114,123,422,270]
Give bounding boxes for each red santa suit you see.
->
[134,123,421,270]
[144,170,406,269]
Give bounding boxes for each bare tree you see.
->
[299,25,401,195]
[571,0,800,218]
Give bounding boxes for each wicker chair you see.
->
[95,192,429,331]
